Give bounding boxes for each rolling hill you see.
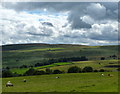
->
[2,43,119,68]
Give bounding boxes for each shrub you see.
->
[6,67,10,70]
[53,69,62,74]
[20,65,28,68]
[2,70,13,77]
[46,68,52,74]
[68,66,81,73]
[101,57,105,60]
[13,72,20,77]
[117,68,120,71]
[94,70,98,72]
[34,70,45,75]
[82,66,93,72]
[99,69,105,72]
[23,68,36,76]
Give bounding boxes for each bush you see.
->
[99,69,105,72]
[2,70,13,77]
[68,66,81,73]
[94,70,98,72]
[46,68,52,74]
[82,66,93,72]
[23,68,36,76]
[117,68,120,71]
[101,57,105,60]
[6,67,10,70]
[20,65,28,68]
[53,69,62,74]
[80,56,88,61]
[34,70,45,75]
[13,72,20,77]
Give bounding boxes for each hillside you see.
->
[2,72,118,92]
[2,43,119,68]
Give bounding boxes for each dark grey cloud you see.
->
[2,2,118,30]
[42,22,54,27]
[27,32,51,36]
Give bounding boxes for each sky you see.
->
[0,2,119,46]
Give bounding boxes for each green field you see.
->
[49,60,119,72]
[10,59,119,75]
[2,44,119,92]
[2,72,118,92]
[2,44,119,68]
[11,62,72,74]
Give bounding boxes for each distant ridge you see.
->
[2,43,86,46]
[2,43,87,51]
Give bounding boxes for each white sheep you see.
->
[108,74,114,77]
[23,79,26,82]
[55,77,59,79]
[6,81,13,87]
[101,73,104,76]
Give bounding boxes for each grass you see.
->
[10,62,72,74]
[2,44,119,92]
[7,48,64,52]
[42,60,119,72]
[2,44,119,68]
[10,60,119,74]
[2,72,118,92]
[11,68,29,74]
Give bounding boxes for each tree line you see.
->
[2,66,111,78]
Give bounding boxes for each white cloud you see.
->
[0,3,118,46]
[80,15,95,25]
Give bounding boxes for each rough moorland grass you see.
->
[2,72,118,92]
[7,48,64,52]
[2,44,119,68]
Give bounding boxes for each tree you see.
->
[117,68,120,71]
[34,70,45,75]
[82,66,93,72]
[20,65,28,68]
[6,67,10,70]
[2,70,13,77]
[23,68,36,76]
[99,69,105,72]
[94,70,98,72]
[45,68,52,74]
[53,69,62,74]
[80,56,88,61]
[101,57,105,60]
[68,66,81,73]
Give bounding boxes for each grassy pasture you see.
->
[11,62,72,74]
[10,60,119,74]
[2,44,119,92]
[2,44,119,68]
[2,72,118,92]
[41,60,119,72]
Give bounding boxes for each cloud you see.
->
[42,22,54,27]
[87,22,118,41]
[0,2,118,46]
[86,3,106,20]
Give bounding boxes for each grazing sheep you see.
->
[55,77,59,79]
[6,81,13,87]
[108,74,114,77]
[23,79,26,82]
[101,73,104,76]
